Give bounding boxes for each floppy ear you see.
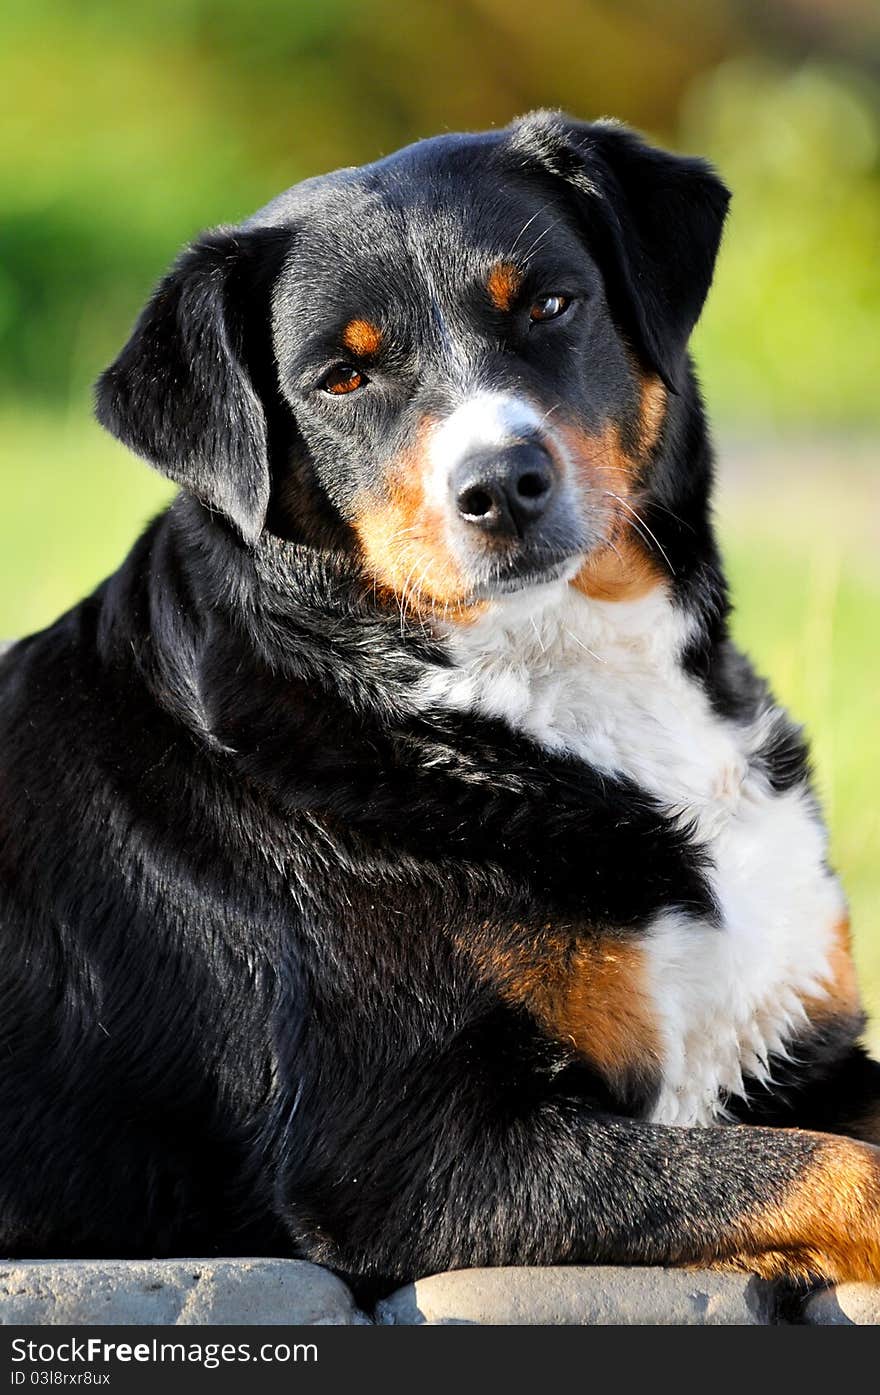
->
[95,227,281,546]
[510,112,730,391]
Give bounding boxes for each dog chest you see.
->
[426,581,850,1125]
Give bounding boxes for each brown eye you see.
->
[529,294,570,322]
[321,365,366,395]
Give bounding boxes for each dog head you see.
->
[96,112,729,618]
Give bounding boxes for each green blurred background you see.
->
[2,0,878,1042]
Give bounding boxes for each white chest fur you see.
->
[421,580,846,1126]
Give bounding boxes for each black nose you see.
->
[453,441,557,537]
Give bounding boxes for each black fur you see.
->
[509,114,731,391]
[97,228,289,545]
[1,112,877,1300]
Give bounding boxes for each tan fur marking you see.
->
[803,915,861,1024]
[342,318,383,357]
[545,941,661,1083]
[726,1135,880,1284]
[486,262,522,312]
[798,915,880,1148]
[558,421,666,604]
[574,535,665,603]
[352,425,485,624]
[460,930,660,1088]
[638,374,667,454]
[559,420,637,502]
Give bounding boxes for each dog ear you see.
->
[96,227,284,546]
[510,112,730,391]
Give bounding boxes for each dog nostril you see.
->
[515,471,550,501]
[452,441,556,534]
[458,486,495,519]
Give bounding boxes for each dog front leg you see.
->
[279,1089,880,1295]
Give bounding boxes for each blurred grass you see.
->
[1,407,172,635]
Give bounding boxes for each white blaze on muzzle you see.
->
[424,392,548,507]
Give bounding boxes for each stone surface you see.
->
[375,1265,777,1325]
[0,1258,368,1326]
[2,1259,879,1325]
[801,1283,880,1326]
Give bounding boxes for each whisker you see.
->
[520,222,557,265]
[539,401,562,427]
[644,498,696,534]
[604,537,624,564]
[412,564,435,635]
[508,202,553,256]
[564,627,607,664]
[604,492,675,577]
[398,557,423,636]
[404,559,438,639]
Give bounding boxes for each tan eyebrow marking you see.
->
[342,319,383,357]
[486,261,523,312]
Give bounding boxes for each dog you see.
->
[1,111,879,1302]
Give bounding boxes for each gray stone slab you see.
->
[0,1259,368,1326]
[376,1265,776,1325]
[801,1283,880,1325]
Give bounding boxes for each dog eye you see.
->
[529,294,570,323]
[321,365,367,396]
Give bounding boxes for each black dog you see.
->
[2,112,879,1299]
